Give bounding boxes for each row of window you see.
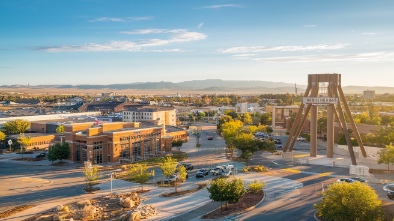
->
[123,112,153,115]
[29,141,51,146]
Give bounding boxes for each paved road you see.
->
[0,161,85,213]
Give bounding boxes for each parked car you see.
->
[211,166,225,176]
[274,138,282,144]
[196,169,209,178]
[219,170,232,178]
[207,135,213,140]
[178,163,193,171]
[35,153,47,159]
[199,168,210,176]
[222,164,234,171]
[336,178,355,183]
[276,145,283,149]
[297,136,306,141]
[350,177,366,182]
[388,190,394,200]
[164,175,179,184]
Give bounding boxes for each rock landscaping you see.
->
[25,192,157,221]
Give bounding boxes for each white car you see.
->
[297,136,306,141]
[222,164,234,171]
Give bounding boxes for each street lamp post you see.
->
[8,140,12,152]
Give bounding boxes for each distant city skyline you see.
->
[1,0,394,86]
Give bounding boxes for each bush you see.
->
[252,165,267,172]
[248,180,265,194]
[243,166,251,172]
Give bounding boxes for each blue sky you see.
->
[1,0,394,86]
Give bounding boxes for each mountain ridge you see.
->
[1,80,394,94]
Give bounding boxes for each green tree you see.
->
[0,131,5,144]
[314,182,384,221]
[128,164,154,191]
[377,144,394,170]
[160,156,177,183]
[83,163,100,191]
[3,119,30,134]
[260,113,272,125]
[178,165,187,182]
[207,177,246,213]
[226,178,246,206]
[171,139,184,155]
[222,120,243,149]
[56,125,64,134]
[47,142,71,162]
[207,178,228,213]
[56,125,65,144]
[18,135,31,158]
[243,112,253,125]
[317,117,327,137]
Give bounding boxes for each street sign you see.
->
[303,97,338,105]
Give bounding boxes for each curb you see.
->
[199,190,266,220]
[314,211,322,221]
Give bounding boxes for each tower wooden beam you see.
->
[338,86,367,157]
[283,86,312,152]
[334,88,357,165]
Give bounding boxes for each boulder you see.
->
[83,204,97,218]
[138,205,157,219]
[56,205,63,211]
[119,197,135,208]
[130,211,141,221]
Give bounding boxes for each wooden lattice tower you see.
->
[283,74,367,165]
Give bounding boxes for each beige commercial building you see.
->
[122,106,176,126]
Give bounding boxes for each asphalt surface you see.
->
[0,161,85,213]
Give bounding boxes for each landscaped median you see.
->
[201,190,265,219]
[201,178,266,220]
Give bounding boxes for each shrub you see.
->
[243,166,251,172]
[253,165,267,172]
[248,180,265,194]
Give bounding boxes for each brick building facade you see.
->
[64,121,187,164]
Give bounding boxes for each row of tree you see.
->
[207,178,265,213]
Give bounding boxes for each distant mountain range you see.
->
[1,79,393,94]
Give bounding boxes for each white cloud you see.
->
[253,52,394,63]
[219,43,348,54]
[362,32,376,35]
[120,29,167,35]
[90,17,125,22]
[39,30,206,52]
[89,16,153,22]
[197,22,204,29]
[232,54,256,57]
[128,16,153,21]
[304,24,317,28]
[199,4,242,9]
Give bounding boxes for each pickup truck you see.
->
[222,164,234,171]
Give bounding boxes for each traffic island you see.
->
[161,183,207,197]
[201,190,264,219]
